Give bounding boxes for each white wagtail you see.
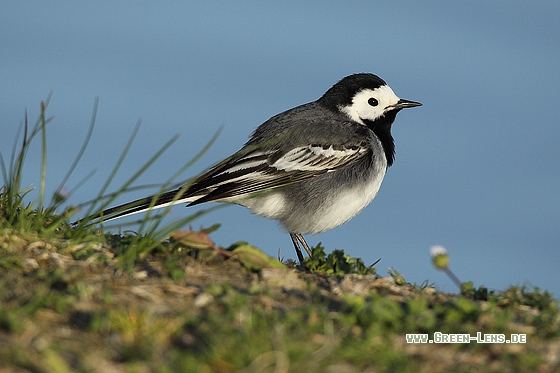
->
[81,73,421,262]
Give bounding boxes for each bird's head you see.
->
[318,73,421,127]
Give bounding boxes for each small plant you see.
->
[0,96,76,233]
[460,281,491,301]
[388,267,406,285]
[430,245,463,291]
[496,285,558,311]
[301,243,376,275]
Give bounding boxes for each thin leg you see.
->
[295,233,313,257]
[290,233,305,263]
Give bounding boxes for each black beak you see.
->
[394,99,422,109]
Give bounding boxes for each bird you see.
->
[78,73,421,263]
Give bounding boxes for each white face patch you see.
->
[338,85,401,124]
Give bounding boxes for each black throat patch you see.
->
[362,110,399,167]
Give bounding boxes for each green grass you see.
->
[1,100,559,372]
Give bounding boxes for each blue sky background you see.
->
[2,2,559,298]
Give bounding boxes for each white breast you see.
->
[305,161,386,234]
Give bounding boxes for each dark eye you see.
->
[368,98,378,106]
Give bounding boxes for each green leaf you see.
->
[232,244,285,271]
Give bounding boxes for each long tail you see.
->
[74,188,197,226]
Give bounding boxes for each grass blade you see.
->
[39,101,48,211]
[51,97,99,208]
